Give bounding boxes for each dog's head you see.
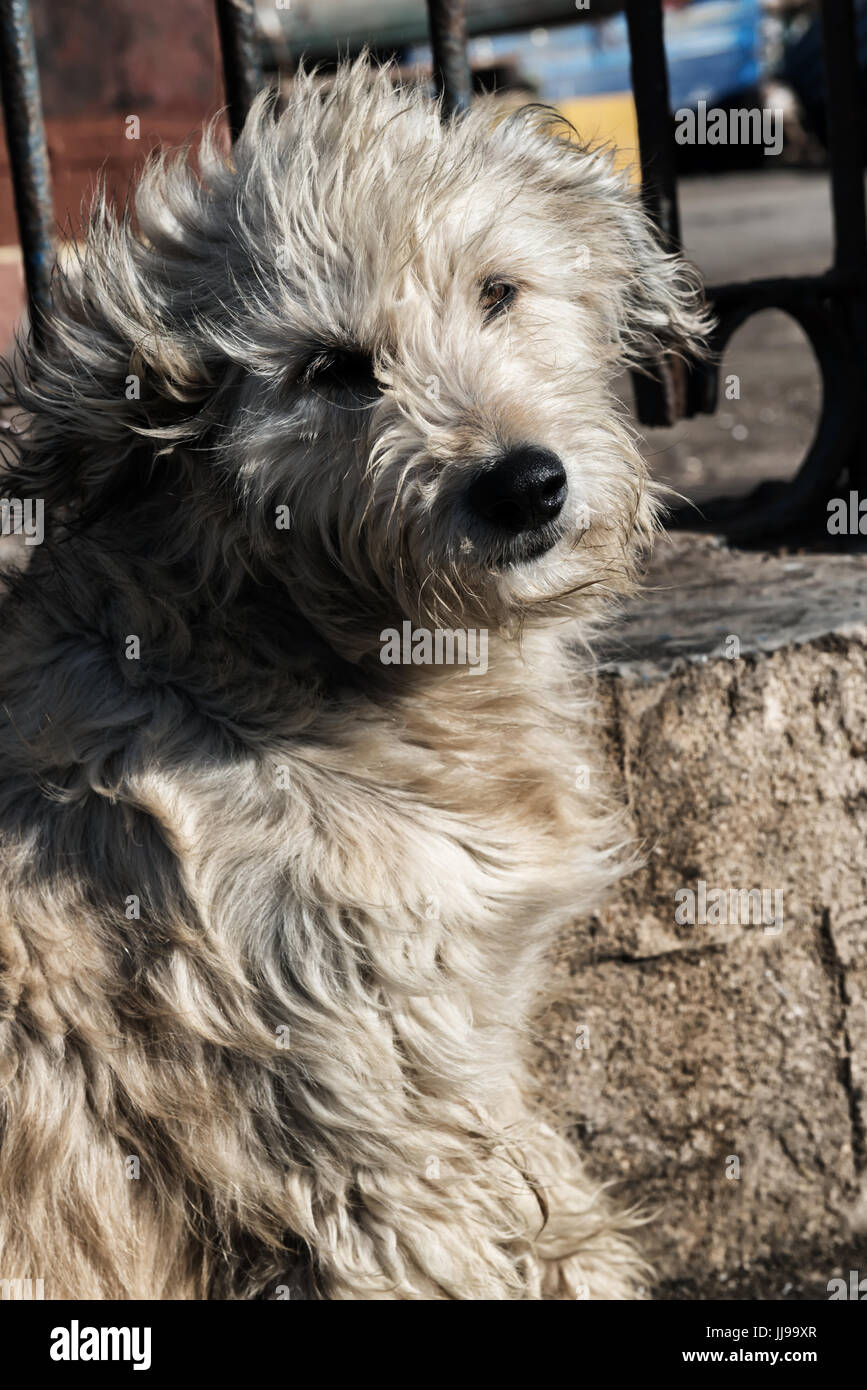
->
[8,59,710,656]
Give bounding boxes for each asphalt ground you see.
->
[630,169,831,513]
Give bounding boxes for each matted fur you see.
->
[0,60,709,1299]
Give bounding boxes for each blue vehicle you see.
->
[413,0,764,111]
[403,0,768,170]
[783,0,867,151]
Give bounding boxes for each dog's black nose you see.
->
[466,447,567,533]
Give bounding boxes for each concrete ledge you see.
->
[599,533,867,678]
[537,533,867,1299]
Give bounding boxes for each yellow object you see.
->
[557,92,640,180]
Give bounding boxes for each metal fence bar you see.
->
[215,0,264,141]
[819,0,867,513]
[427,0,473,117]
[822,0,867,275]
[623,0,696,429]
[617,0,867,539]
[624,0,681,250]
[0,0,53,348]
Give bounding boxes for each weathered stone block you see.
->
[535,534,867,1298]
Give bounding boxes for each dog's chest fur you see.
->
[0,567,625,1296]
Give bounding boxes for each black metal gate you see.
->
[1,0,864,541]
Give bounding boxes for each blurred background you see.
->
[0,0,857,511]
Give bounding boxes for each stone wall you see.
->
[536,534,867,1298]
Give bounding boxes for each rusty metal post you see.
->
[822,0,867,277]
[624,0,681,249]
[0,0,53,347]
[215,0,264,141]
[624,0,689,427]
[427,0,472,117]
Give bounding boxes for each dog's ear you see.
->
[2,147,228,522]
[490,106,712,366]
[588,173,714,370]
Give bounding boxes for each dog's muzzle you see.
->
[465,446,567,559]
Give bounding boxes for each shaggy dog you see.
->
[0,60,708,1300]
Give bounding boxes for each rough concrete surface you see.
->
[536,533,867,1299]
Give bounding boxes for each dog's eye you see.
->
[300,347,379,399]
[480,279,517,322]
